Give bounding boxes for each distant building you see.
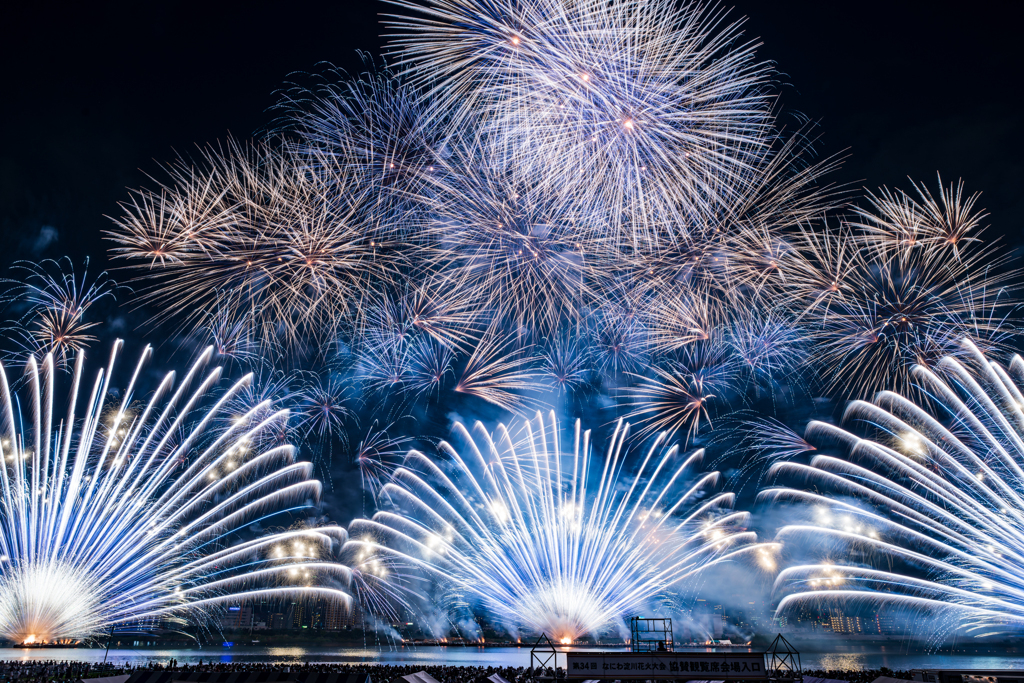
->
[874,613,897,634]
[322,599,349,630]
[219,605,253,630]
[827,613,862,634]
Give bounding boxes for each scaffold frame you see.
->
[629,616,674,652]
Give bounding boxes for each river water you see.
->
[3,646,1024,671]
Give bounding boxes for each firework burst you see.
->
[1,258,120,369]
[792,183,1019,398]
[852,173,986,258]
[414,145,606,335]
[0,343,352,643]
[624,334,738,442]
[279,62,448,235]
[384,0,777,247]
[454,331,542,414]
[344,412,772,642]
[108,138,403,350]
[760,338,1024,639]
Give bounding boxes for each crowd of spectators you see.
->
[0,660,917,683]
[123,662,536,683]
[801,668,913,683]
[0,660,120,682]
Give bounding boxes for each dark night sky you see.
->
[2,0,1023,270]
[1,0,1023,581]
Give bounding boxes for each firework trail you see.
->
[760,338,1024,639]
[0,342,351,643]
[344,412,774,642]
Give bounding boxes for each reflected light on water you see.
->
[815,655,867,670]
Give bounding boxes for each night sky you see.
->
[2,0,1023,273]
[1,0,1023,632]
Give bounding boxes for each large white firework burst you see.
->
[346,412,773,642]
[384,0,776,247]
[760,338,1024,639]
[0,342,351,644]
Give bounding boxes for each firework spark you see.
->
[1,258,119,369]
[0,343,351,643]
[345,412,771,642]
[761,338,1024,639]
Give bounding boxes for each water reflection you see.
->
[814,654,867,670]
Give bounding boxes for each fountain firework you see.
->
[760,338,1024,638]
[345,412,776,642]
[0,342,351,644]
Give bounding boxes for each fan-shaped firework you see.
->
[760,338,1024,638]
[0,343,351,644]
[345,412,772,642]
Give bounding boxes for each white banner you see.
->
[564,652,767,679]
